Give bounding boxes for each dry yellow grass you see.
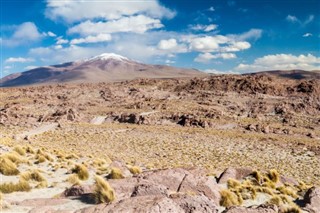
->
[72,164,89,180]
[0,157,19,175]
[66,174,81,185]
[128,166,142,175]
[94,175,115,204]
[13,145,26,156]
[220,189,240,207]
[20,170,46,182]
[0,181,31,193]
[108,167,124,179]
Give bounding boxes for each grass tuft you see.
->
[72,164,89,180]
[220,189,240,207]
[0,181,31,193]
[67,174,81,185]
[108,167,124,179]
[0,157,19,176]
[13,146,26,156]
[267,169,280,183]
[94,175,115,204]
[128,166,142,175]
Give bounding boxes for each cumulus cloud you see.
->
[5,57,35,63]
[70,34,112,45]
[68,15,163,36]
[157,38,187,53]
[45,0,175,23]
[195,52,236,63]
[2,22,42,47]
[56,37,68,45]
[234,53,320,72]
[190,24,218,32]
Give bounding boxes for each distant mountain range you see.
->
[1,53,319,87]
[0,53,202,87]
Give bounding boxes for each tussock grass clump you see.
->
[72,164,89,180]
[94,175,115,204]
[13,145,26,156]
[220,189,240,207]
[108,167,124,179]
[0,157,19,175]
[277,186,298,199]
[251,170,263,184]
[65,153,79,160]
[256,186,274,195]
[25,145,35,154]
[36,181,48,189]
[35,155,46,164]
[282,206,301,213]
[128,166,142,175]
[227,178,241,189]
[268,195,282,205]
[67,174,81,185]
[267,169,280,183]
[20,170,46,182]
[2,152,26,164]
[0,181,31,193]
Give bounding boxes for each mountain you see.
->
[245,69,320,80]
[0,53,203,87]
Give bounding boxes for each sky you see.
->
[1,0,319,77]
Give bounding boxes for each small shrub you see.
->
[220,189,239,207]
[35,155,46,164]
[277,186,298,198]
[128,166,142,175]
[268,195,282,205]
[20,170,46,182]
[0,181,31,193]
[108,167,124,179]
[2,152,26,164]
[227,178,241,189]
[0,157,19,175]
[13,145,26,156]
[251,170,262,184]
[36,181,48,189]
[72,164,89,180]
[67,174,81,185]
[94,175,115,204]
[267,169,280,183]
[283,206,301,213]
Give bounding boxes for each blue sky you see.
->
[1,0,319,77]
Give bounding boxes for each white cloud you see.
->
[195,52,236,63]
[189,35,230,52]
[45,0,175,23]
[303,33,313,37]
[234,53,320,72]
[204,69,239,74]
[190,24,218,32]
[5,57,35,63]
[232,29,262,41]
[4,66,12,69]
[70,34,112,45]
[157,38,187,53]
[56,37,68,45]
[47,31,56,37]
[220,41,251,52]
[165,59,175,64]
[286,15,299,23]
[304,15,314,25]
[2,22,42,47]
[68,15,163,36]
[208,7,215,12]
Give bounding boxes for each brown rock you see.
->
[303,187,320,213]
[62,185,93,197]
[171,193,218,213]
[131,183,169,197]
[75,195,184,213]
[218,168,253,184]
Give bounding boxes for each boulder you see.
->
[75,195,184,213]
[218,168,253,184]
[223,204,278,213]
[303,187,320,213]
[171,193,218,213]
[62,185,93,197]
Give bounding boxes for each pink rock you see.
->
[303,187,320,213]
[218,168,253,184]
[223,204,278,213]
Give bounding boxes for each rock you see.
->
[218,168,253,184]
[303,187,320,213]
[141,168,189,192]
[109,161,132,178]
[131,183,169,197]
[171,193,218,213]
[262,125,270,134]
[17,198,69,207]
[223,204,278,213]
[62,185,93,197]
[108,178,139,200]
[29,207,73,213]
[75,195,184,213]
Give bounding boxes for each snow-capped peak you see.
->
[85,53,129,62]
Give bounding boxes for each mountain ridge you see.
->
[0,53,203,87]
